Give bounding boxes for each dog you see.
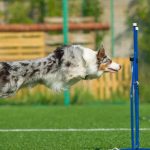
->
[0,45,121,98]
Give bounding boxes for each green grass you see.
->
[0,104,150,150]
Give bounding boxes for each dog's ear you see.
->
[97,45,106,59]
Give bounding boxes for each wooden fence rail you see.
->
[0,32,45,61]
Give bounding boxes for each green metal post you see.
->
[62,0,70,106]
[82,0,86,16]
[110,0,115,57]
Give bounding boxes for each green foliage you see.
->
[30,0,47,23]
[82,0,102,22]
[82,0,104,49]
[71,88,96,105]
[0,88,96,105]
[127,0,150,63]
[139,62,150,103]
[0,86,130,105]
[4,0,62,23]
[46,0,62,17]
[111,91,129,103]
[0,92,64,105]
[6,1,33,23]
[127,0,150,103]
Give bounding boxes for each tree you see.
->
[3,0,62,24]
[82,0,104,49]
[127,0,150,63]
[127,0,150,102]
[5,1,33,23]
[82,0,102,22]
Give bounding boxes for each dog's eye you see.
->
[102,58,108,63]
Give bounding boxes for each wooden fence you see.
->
[0,32,45,61]
[0,32,131,100]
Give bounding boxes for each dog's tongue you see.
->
[107,68,118,73]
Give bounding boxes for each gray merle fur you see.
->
[0,45,87,98]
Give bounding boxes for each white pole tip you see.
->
[135,27,139,30]
[133,23,137,26]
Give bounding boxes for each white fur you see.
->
[106,62,121,73]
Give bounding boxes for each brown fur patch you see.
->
[99,61,112,70]
[97,47,106,60]
[99,64,109,70]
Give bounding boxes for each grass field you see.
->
[0,104,150,150]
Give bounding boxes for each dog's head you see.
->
[97,46,121,73]
[82,45,121,80]
[51,45,121,85]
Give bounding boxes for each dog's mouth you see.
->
[107,68,119,73]
[106,63,121,73]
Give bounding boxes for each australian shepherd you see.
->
[0,45,121,98]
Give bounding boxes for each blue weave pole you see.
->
[130,40,135,149]
[133,24,140,149]
[120,24,150,150]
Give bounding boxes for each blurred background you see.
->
[0,0,149,105]
[0,0,150,149]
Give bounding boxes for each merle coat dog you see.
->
[0,45,121,98]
